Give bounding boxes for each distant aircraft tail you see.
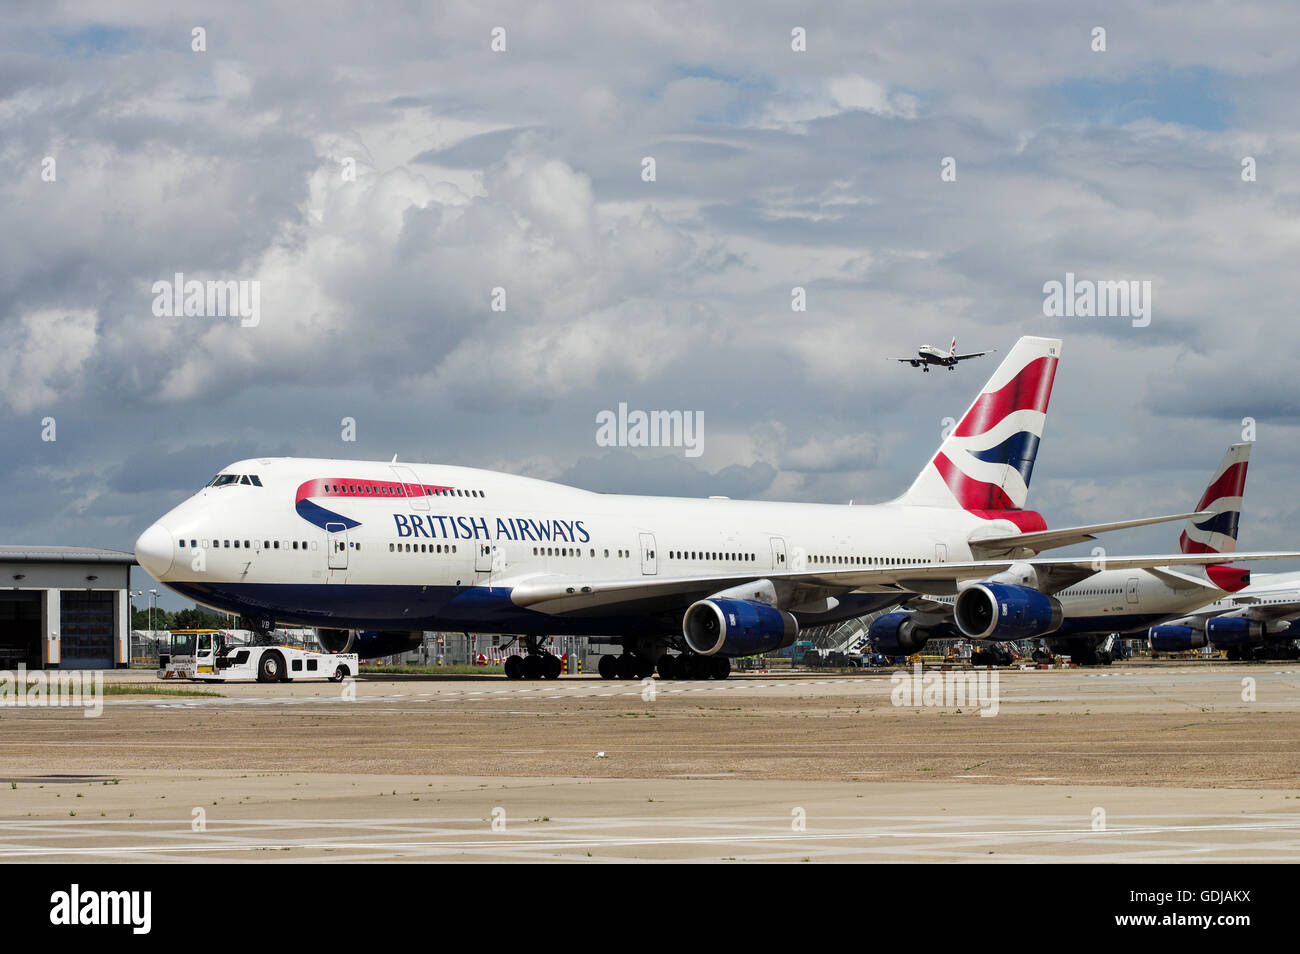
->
[893,336,1061,530]
[950,337,957,356]
[1180,443,1250,555]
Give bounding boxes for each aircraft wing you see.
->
[968,511,1211,557]
[952,350,991,361]
[1179,595,1300,625]
[506,551,1300,616]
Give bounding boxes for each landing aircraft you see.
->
[134,336,1299,680]
[869,443,1254,665]
[894,338,991,371]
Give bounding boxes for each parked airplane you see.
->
[1149,570,1300,660]
[894,338,992,371]
[134,337,1298,680]
[868,443,1254,665]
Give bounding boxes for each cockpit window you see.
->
[206,473,263,487]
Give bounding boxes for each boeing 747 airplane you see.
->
[135,337,1299,680]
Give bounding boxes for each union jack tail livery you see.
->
[894,336,1061,529]
[1180,443,1250,555]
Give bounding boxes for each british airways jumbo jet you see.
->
[134,337,1298,680]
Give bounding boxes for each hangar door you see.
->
[0,591,41,668]
[61,591,115,669]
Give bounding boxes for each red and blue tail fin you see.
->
[894,336,1060,530]
[1180,443,1249,555]
[1180,442,1251,593]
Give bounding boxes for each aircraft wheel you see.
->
[523,654,544,680]
[711,656,731,680]
[616,654,639,680]
[598,655,618,680]
[543,653,562,680]
[504,655,525,680]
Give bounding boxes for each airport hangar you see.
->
[0,546,135,670]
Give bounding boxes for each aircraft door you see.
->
[770,537,787,571]
[1126,577,1139,605]
[475,527,494,572]
[326,523,348,570]
[390,465,430,511]
[639,533,657,575]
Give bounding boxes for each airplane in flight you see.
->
[867,443,1255,665]
[134,336,1300,681]
[1149,570,1300,660]
[894,338,992,372]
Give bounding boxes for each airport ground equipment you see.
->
[159,630,357,683]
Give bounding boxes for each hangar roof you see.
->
[0,546,136,565]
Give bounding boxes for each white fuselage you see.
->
[136,457,1019,635]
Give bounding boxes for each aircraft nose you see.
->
[135,522,174,578]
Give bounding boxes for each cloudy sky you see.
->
[4,2,1300,608]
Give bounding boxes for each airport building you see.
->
[0,546,135,670]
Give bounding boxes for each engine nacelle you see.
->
[867,612,931,656]
[1148,625,1207,652]
[317,628,422,659]
[1206,616,1265,646]
[954,583,1063,640]
[683,598,799,657]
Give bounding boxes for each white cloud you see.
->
[0,309,97,413]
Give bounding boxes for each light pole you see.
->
[149,589,159,635]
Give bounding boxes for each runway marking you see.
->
[2,816,1297,861]
[98,670,1300,712]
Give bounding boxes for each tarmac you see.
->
[2,664,1298,862]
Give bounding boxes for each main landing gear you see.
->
[598,652,730,681]
[504,636,563,681]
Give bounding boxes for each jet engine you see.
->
[317,628,422,658]
[954,583,1063,640]
[1205,617,1266,645]
[867,611,932,656]
[1147,625,1207,652]
[682,598,799,657]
